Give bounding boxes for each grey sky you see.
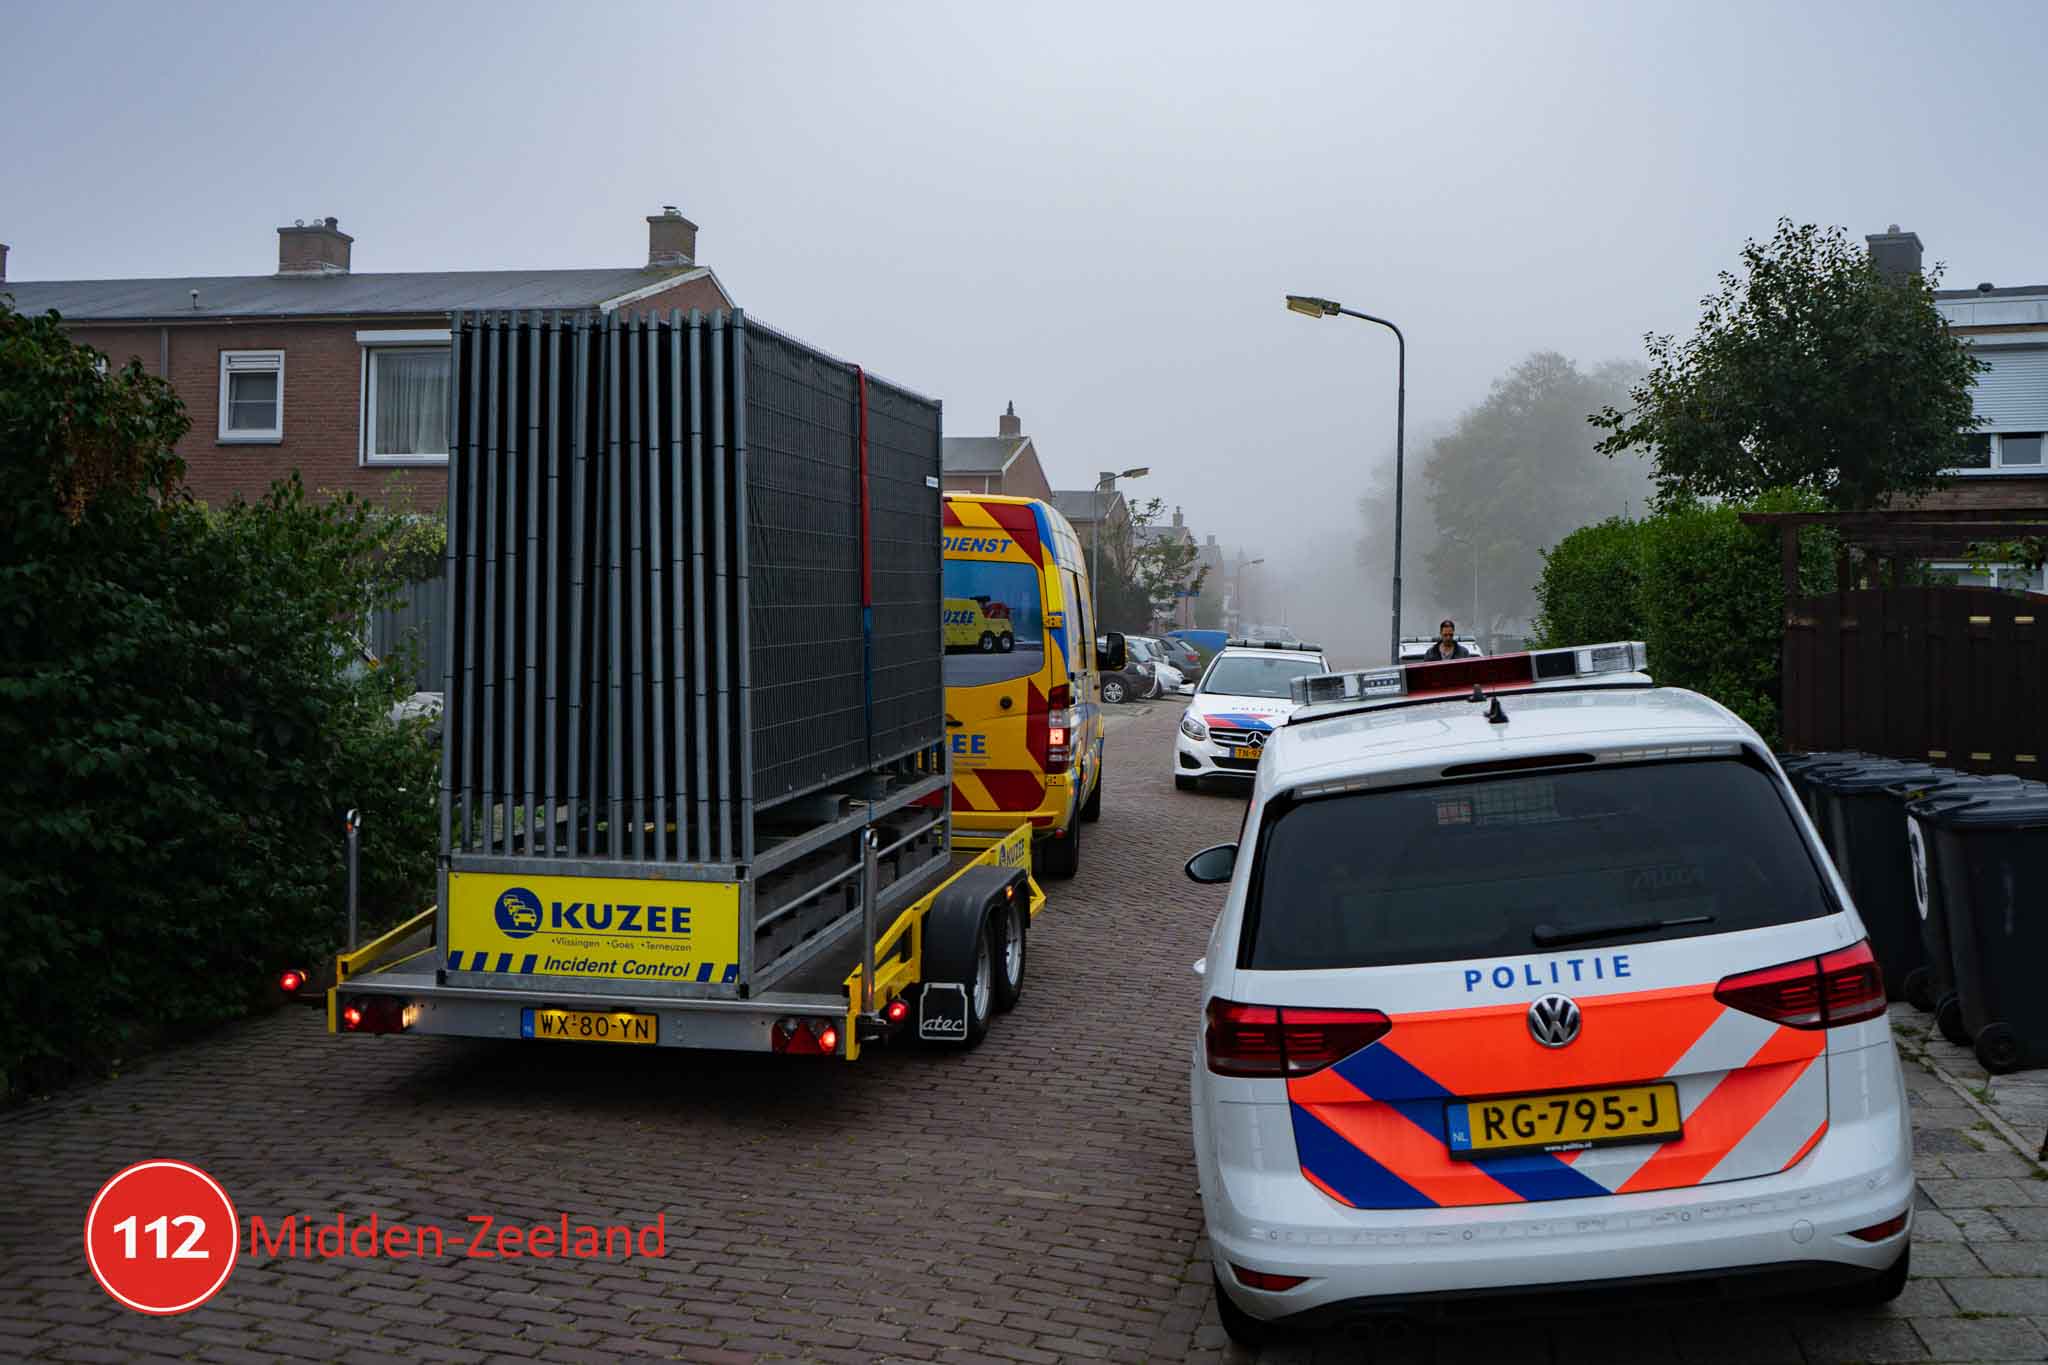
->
[7,0,2044,651]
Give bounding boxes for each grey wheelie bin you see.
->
[1925,792,2048,1074]
[1891,772,2034,1018]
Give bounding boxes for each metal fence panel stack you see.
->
[441,309,943,867]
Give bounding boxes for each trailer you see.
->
[323,308,1043,1058]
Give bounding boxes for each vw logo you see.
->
[1528,994,1581,1048]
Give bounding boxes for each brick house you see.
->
[941,403,1055,502]
[0,208,732,509]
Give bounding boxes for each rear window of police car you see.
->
[1241,758,1833,970]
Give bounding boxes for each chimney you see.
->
[1866,224,1923,282]
[647,206,697,268]
[0,243,8,284]
[998,401,1021,438]
[1172,506,1184,529]
[277,217,351,275]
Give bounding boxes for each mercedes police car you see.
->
[1185,643,1912,1343]
[1174,639,1331,791]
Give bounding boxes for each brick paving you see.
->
[2,701,2044,1362]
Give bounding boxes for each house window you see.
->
[358,330,452,465]
[218,351,284,443]
[1949,431,2046,473]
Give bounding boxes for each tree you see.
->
[1420,353,1648,640]
[1093,496,1209,631]
[1592,219,1985,511]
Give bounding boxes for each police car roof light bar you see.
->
[1225,638,1323,651]
[1288,641,1649,709]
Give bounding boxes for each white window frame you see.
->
[218,350,284,443]
[358,329,452,467]
[1928,561,2048,593]
[1946,430,2046,476]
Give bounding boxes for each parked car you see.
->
[1127,636,1183,695]
[1158,635,1204,680]
[1099,657,1156,704]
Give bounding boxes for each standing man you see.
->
[1420,619,1472,661]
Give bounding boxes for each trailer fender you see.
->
[918,865,1030,1045]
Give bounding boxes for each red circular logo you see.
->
[84,1160,239,1315]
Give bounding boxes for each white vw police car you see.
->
[1174,640,1331,791]
[1186,643,1912,1343]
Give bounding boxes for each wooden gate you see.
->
[1781,584,2045,774]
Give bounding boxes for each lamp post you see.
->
[1286,293,1406,664]
[1091,466,1149,639]
[1237,557,1264,631]
[1445,530,1480,644]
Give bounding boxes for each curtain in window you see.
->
[375,350,450,457]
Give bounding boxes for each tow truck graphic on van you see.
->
[944,596,1016,654]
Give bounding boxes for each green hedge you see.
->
[0,303,438,1098]
[1530,491,1834,744]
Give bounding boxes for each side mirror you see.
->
[1098,631,1127,673]
[1184,843,1237,885]
[1191,957,1207,978]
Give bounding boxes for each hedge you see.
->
[0,303,438,1099]
[1529,491,1835,744]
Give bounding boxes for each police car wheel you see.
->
[1818,1246,1909,1308]
[992,898,1026,1012]
[978,631,996,653]
[1214,1271,1291,1347]
[997,632,1014,653]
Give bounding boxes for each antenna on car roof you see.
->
[1486,696,1508,725]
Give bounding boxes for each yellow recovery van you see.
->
[941,493,1118,881]
[311,310,1044,1059]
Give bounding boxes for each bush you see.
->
[0,303,438,1099]
[1529,490,1834,743]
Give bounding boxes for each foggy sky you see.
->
[7,1,2043,661]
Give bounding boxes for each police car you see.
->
[1173,639,1331,791]
[1184,642,1912,1343]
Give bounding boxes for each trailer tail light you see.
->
[1230,1264,1308,1292]
[885,999,909,1024]
[338,997,409,1034]
[773,1017,842,1056]
[342,1005,365,1031]
[1205,999,1390,1078]
[1715,940,1885,1029]
[279,969,306,994]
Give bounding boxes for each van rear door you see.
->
[942,500,1052,817]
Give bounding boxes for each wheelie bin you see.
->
[1891,772,2035,1017]
[1923,791,2048,1074]
[1777,752,1870,827]
[1807,759,1940,999]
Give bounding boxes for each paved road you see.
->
[3,701,2045,1363]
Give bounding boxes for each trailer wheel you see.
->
[919,866,1028,1049]
[992,894,1027,1012]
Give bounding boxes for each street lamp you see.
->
[1091,465,1149,638]
[1286,293,1406,664]
[1444,530,1480,644]
[1236,557,1264,630]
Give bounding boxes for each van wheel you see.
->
[992,896,1027,1012]
[978,632,996,653]
[1037,822,1079,880]
[997,632,1014,653]
[1080,763,1103,822]
[1214,1271,1291,1347]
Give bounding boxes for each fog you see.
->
[7,0,2045,668]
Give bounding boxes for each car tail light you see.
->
[1205,999,1389,1077]
[1848,1212,1908,1242]
[1715,940,1885,1029]
[1230,1264,1308,1292]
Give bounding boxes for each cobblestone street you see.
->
[3,702,2044,1363]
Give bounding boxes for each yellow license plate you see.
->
[523,1008,657,1045]
[1231,746,1263,761]
[1447,1081,1681,1158]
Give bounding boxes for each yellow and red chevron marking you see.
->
[1287,984,1828,1209]
[943,496,1045,565]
